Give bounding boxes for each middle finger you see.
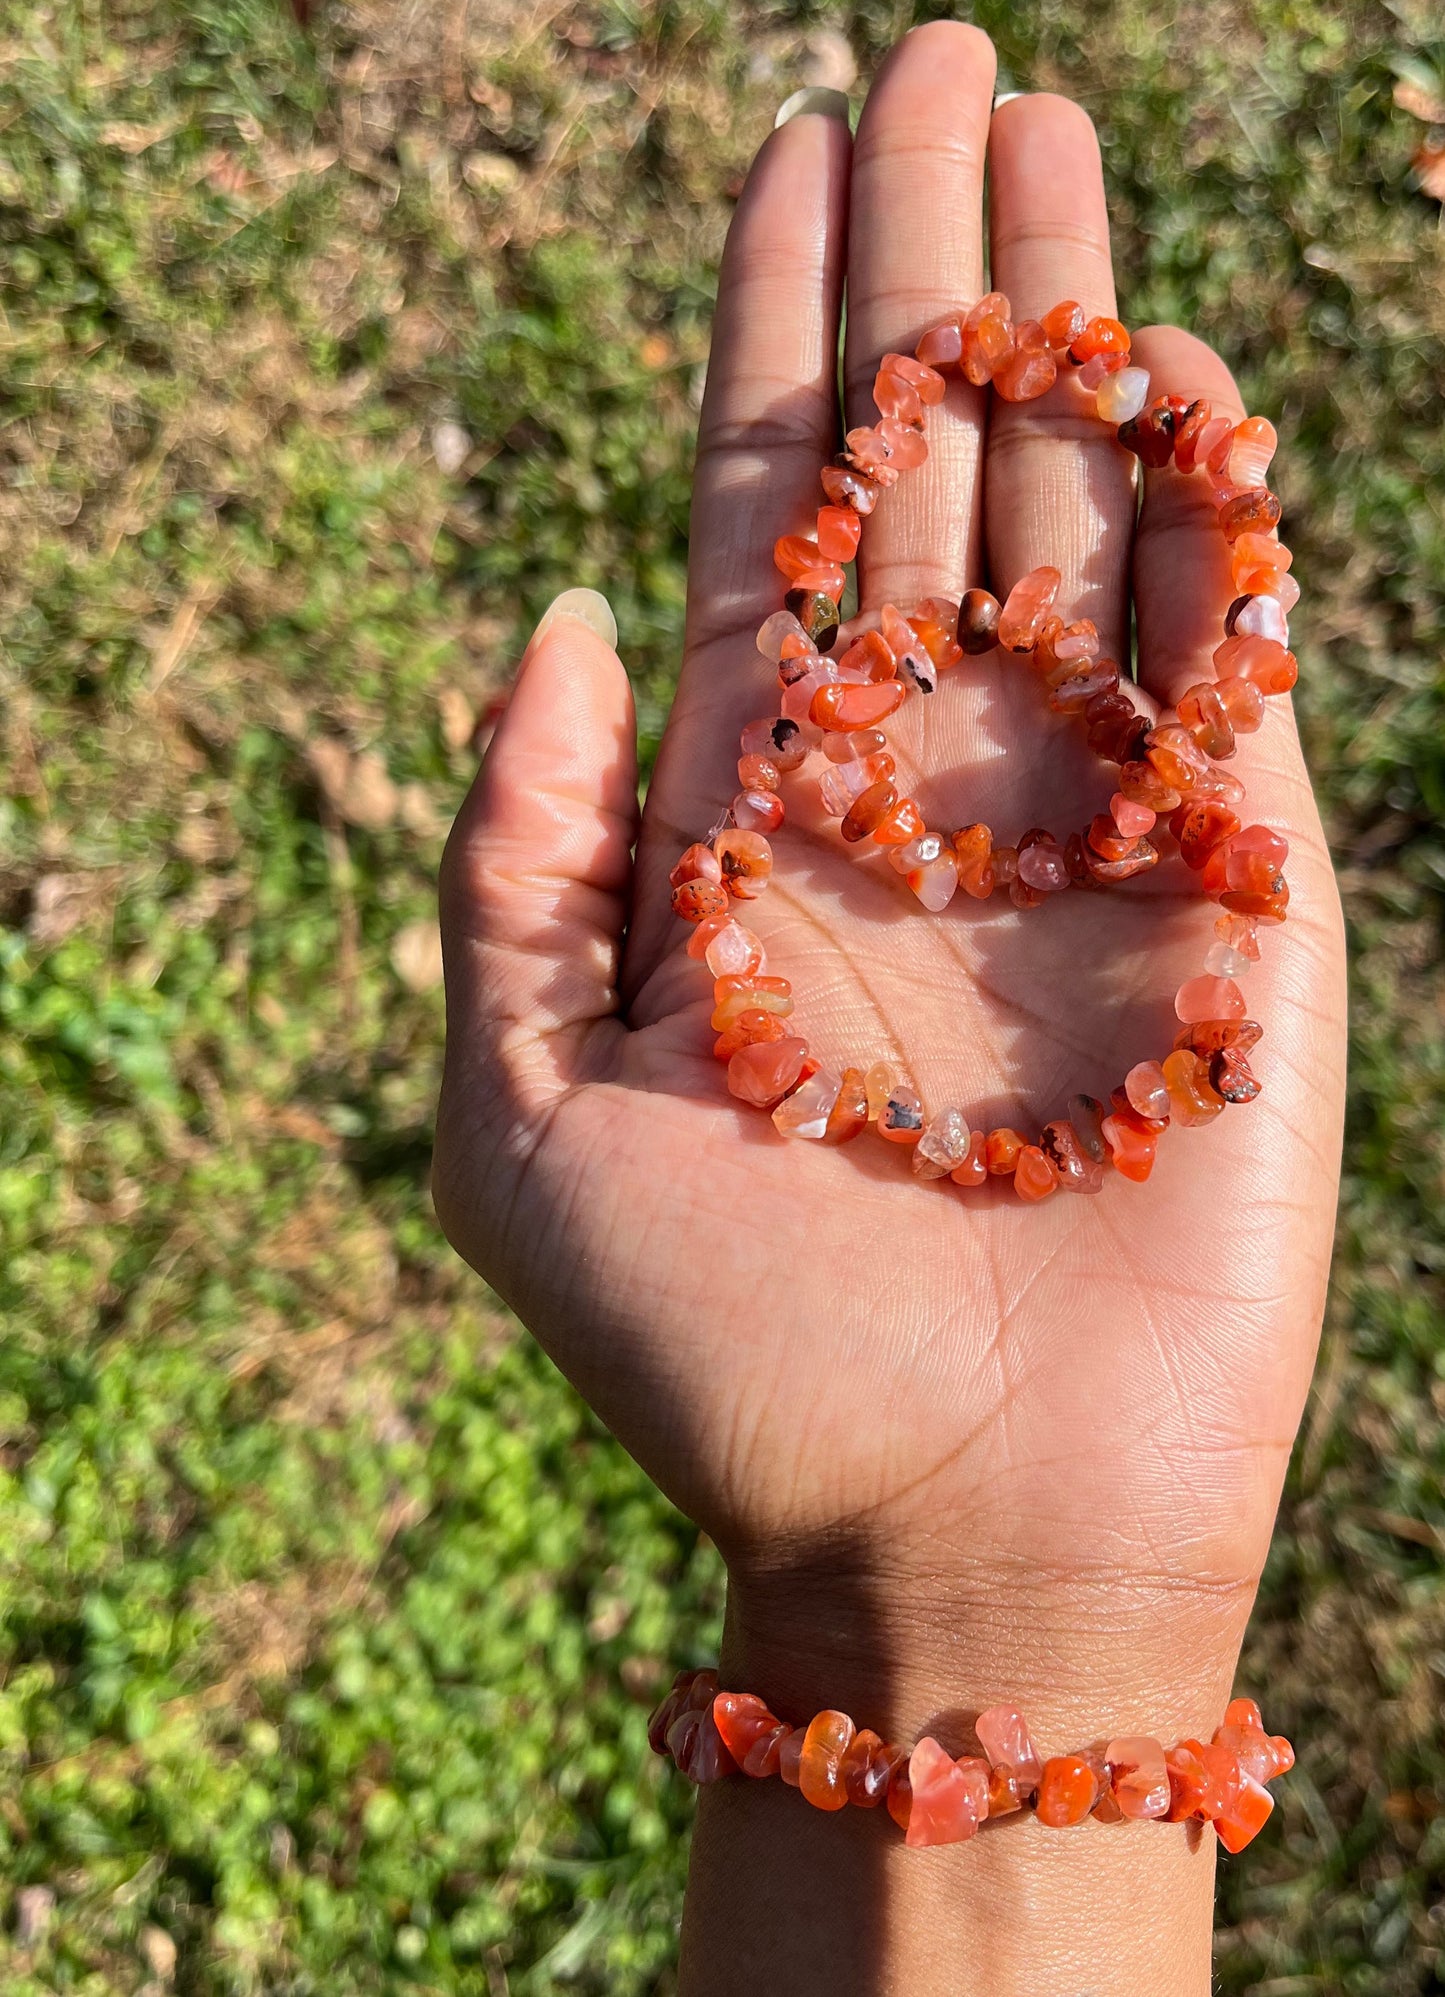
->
[844,22,997,615]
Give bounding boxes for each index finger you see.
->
[624,102,852,1010]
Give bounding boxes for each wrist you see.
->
[720,1543,1253,1748]
[678,1559,1245,1997]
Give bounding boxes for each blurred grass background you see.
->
[0,0,1442,1989]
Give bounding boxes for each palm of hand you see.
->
[436,34,1345,1694]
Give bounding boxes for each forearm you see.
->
[678,1568,1249,1996]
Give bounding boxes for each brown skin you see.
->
[434,26,1346,1994]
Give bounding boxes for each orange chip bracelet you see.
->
[668,301,1296,1197]
[649,1669,1294,1854]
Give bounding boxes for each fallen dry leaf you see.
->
[390,918,443,993]
[1413,141,1445,203]
[307,739,398,832]
[436,684,475,752]
[100,118,182,154]
[1394,76,1445,124]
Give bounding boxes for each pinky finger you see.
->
[1130,326,1251,713]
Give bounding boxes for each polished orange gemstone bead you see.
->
[881,603,940,692]
[670,842,723,889]
[1217,675,1267,733]
[1100,1109,1158,1182]
[1176,973,1245,1023]
[1041,298,1086,349]
[1105,1737,1171,1819]
[727,1037,809,1107]
[1069,314,1130,364]
[1110,793,1156,838]
[1213,632,1298,695]
[1214,1700,1293,1784]
[872,797,925,846]
[773,533,822,579]
[987,1763,1024,1815]
[1039,1118,1105,1193]
[1230,531,1293,595]
[686,911,732,961]
[799,1709,856,1812]
[997,566,1062,651]
[672,877,730,922]
[1014,1144,1060,1201]
[994,319,1057,402]
[904,1738,988,1848]
[1173,800,1242,870]
[815,504,863,562]
[985,1127,1025,1174]
[712,1692,783,1772]
[1048,659,1121,711]
[714,828,773,899]
[1219,487,1282,541]
[962,291,1014,385]
[1172,396,1213,471]
[975,1704,1043,1793]
[1036,1754,1098,1827]
[1161,1048,1226,1127]
[711,975,792,1032]
[841,1730,906,1807]
[821,1066,869,1144]
[1177,681,1235,759]
[1145,723,1211,791]
[712,1010,788,1061]
[834,629,896,683]
[878,1081,925,1143]
[1209,1047,1261,1103]
[820,462,881,514]
[1228,416,1278,490]
[1123,1060,1171,1122]
[873,367,923,424]
[915,315,964,369]
[949,1128,988,1188]
[840,778,899,843]
[1086,812,1139,863]
[1085,837,1159,882]
[953,822,995,898]
[1174,1016,1263,1056]
[957,588,1001,654]
[1165,1741,1211,1821]
[732,788,785,834]
[811,679,907,731]
[909,598,965,673]
[737,752,781,793]
[700,917,765,977]
[882,351,946,402]
[843,425,901,482]
[1215,1773,1275,1853]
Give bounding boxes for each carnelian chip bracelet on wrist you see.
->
[668,298,1296,1199]
[649,1668,1294,1854]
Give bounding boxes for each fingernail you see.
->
[775,86,851,129]
[993,91,1025,109]
[533,587,617,651]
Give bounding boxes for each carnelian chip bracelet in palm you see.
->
[649,1668,1295,1854]
[668,297,1296,1198]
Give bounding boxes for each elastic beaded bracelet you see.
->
[649,1668,1294,1854]
[668,299,1296,1199]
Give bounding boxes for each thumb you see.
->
[437,590,637,1175]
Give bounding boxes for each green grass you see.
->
[0,0,1442,1989]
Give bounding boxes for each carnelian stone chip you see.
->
[1036,1754,1098,1826]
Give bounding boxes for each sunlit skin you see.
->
[433,25,1346,1993]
